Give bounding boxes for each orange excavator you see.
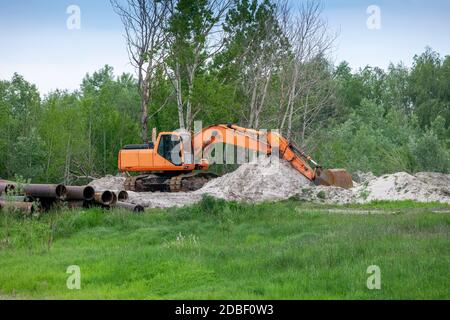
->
[118,124,353,192]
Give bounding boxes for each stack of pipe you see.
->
[0,179,144,214]
[0,200,35,215]
[0,180,15,195]
[92,189,143,212]
[0,181,66,213]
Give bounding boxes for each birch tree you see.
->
[111,0,170,142]
[278,0,336,141]
[220,0,289,129]
[166,0,231,130]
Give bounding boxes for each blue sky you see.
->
[0,0,449,94]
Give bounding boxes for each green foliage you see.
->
[10,128,46,181]
[316,99,415,174]
[410,129,450,172]
[315,49,450,174]
[0,32,449,182]
[0,66,140,184]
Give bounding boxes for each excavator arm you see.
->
[193,124,353,189]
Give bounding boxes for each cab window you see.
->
[157,134,182,166]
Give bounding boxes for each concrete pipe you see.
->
[111,192,118,206]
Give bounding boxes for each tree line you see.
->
[0,0,448,184]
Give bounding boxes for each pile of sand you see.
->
[88,158,450,208]
[127,191,201,208]
[123,156,311,208]
[198,156,311,201]
[354,172,450,203]
[88,175,126,191]
[297,185,356,205]
[297,172,450,204]
[352,171,376,184]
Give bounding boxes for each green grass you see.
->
[0,197,449,299]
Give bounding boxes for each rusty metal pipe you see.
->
[21,184,67,199]
[111,192,118,206]
[94,191,114,206]
[0,200,34,214]
[0,195,34,202]
[66,186,95,201]
[113,190,129,202]
[0,182,16,194]
[116,201,144,213]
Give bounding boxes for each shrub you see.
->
[409,130,449,173]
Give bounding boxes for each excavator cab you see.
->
[157,133,183,166]
[118,132,204,174]
[119,131,214,192]
[120,132,187,172]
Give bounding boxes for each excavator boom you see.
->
[196,124,352,188]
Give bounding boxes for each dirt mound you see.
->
[354,172,450,203]
[297,172,450,204]
[197,156,312,201]
[297,185,356,204]
[91,156,311,208]
[89,160,450,208]
[88,175,126,191]
[127,191,201,209]
[414,172,450,190]
[352,171,376,184]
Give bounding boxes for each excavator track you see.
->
[124,172,218,192]
[169,172,218,192]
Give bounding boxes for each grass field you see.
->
[0,197,449,299]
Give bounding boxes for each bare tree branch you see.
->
[111,0,171,142]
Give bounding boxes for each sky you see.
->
[0,0,449,94]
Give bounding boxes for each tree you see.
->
[219,0,289,128]
[166,0,231,130]
[10,128,47,182]
[78,66,141,179]
[382,63,411,114]
[0,74,41,179]
[111,0,171,142]
[410,128,449,173]
[277,1,336,141]
[409,48,450,129]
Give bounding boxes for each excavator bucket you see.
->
[314,169,353,189]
